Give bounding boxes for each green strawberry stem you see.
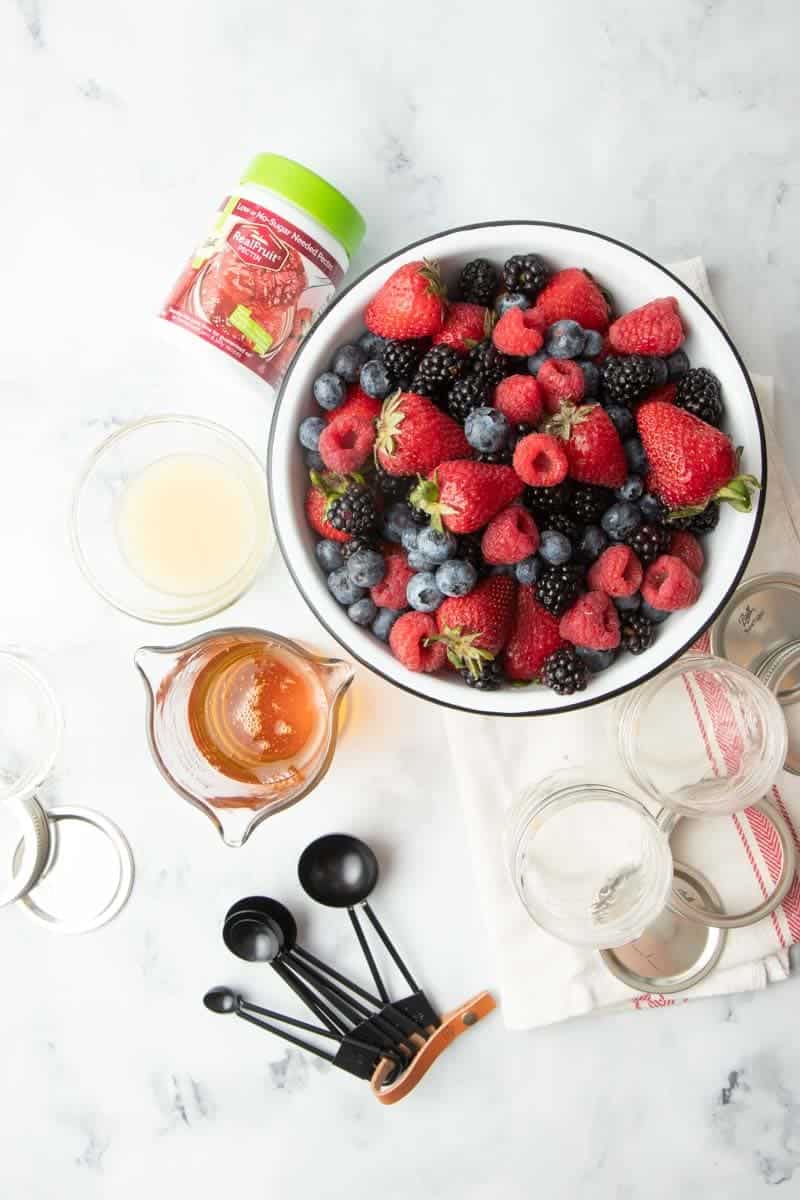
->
[309,469,364,516]
[425,626,494,679]
[544,401,597,440]
[409,473,456,534]
[669,473,761,520]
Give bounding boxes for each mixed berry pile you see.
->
[299,254,759,695]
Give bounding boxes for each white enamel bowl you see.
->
[268,221,766,717]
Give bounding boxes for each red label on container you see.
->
[160,196,345,388]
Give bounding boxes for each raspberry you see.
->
[389,612,447,673]
[318,414,375,474]
[493,375,543,425]
[371,548,414,608]
[642,554,701,611]
[537,359,585,413]
[481,504,540,565]
[492,307,545,357]
[587,545,643,597]
[512,433,569,487]
[559,590,621,651]
[608,298,684,357]
[324,384,381,426]
[668,530,705,575]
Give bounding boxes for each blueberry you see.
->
[545,319,586,360]
[304,449,325,471]
[577,360,600,397]
[641,600,671,624]
[615,476,644,502]
[358,330,386,359]
[360,358,392,399]
[528,350,549,376]
[650,357,669,386]
[298,415,326,451]
[348,597,378,626]
[371,607,404,641]
[666,349,690,380]
[407,571,444,612]
[624,437,649,475]
[639,492,667,522]
[614,592,642,613]
[313,371,346,411]
[327,567,366,606]
[578,525,608,562]
[576,646,617,673]
[495,292,530,316]
[346,548,386,588]
[417,526,458,564]
[330,343,367,383]
[601,501,642,541]
[515,555,542,584]
[582,329,604,357]
[606,404,635,438]
[407,548,438,571]
[315,539,344,572]
[401,525,421,553]
[465,406,510,454]
[382,502,418,544]
[435,558,477,598]
[539,530,572,566]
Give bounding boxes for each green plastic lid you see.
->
[241,153,366,259]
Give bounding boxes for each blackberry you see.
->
[340,533,380,560]
[524,479,574,517]
[601,355,659,407]
[383,339,425,390]
[502,253,551,301]
[467,340,512,388]
[327,482,377,536]
[625,521,671,565]
[460,658,504,691]
[373,464,412,503]
[537,564,583,616]
[541,512,580,542]
[447,375,491,423]
[458,533,489,579]
[413,345,465,395]
[687,503,721,536]
[569,483,614,526]
[541,646,589,695]
[620,612,655,655]
[458,258,499,306]
[674,368,724,426]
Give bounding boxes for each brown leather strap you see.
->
[370,991,496,1105]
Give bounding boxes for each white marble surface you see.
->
[2,1,800,1195]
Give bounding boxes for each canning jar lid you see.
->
[241,153,366,258]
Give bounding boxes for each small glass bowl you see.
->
[71,415,273,624]
[506,769,673,948]
[616,654,787,817]
[0,651,62,804]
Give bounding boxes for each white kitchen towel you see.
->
[444,258,800,1029]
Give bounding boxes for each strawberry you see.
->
[559,591,621,650]
[512,433,569,487]
[389,612,447,673]
[324,384,381,426]
[546,402,627,488]
[537,359,585,413]
[492,307,545,356]
[432,575,516,679]
[375,391,470,476]
[433,302,492,351]
[481,505,540,565]
[608,298,684,357]
[410,461,524,535]
[493,375,543,425]
[304,472,353,543]
[636,400,760,514]
[371,546,414,609]
[364,259,446,339]
[642,554,701,611]
[503,584,565,681]
[533,268,610,333]
[318,414,374,474]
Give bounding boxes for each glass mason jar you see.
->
[616,654,787,818]
[506,769,673,949]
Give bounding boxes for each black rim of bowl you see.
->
[267,219,767,718]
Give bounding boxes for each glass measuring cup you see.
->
[135,628,354,847]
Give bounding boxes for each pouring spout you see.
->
[133,645,172,694]
[321,659,356,702]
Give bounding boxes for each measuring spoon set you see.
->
[205,834,494,1105]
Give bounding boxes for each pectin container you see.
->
[160,153,365,394]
